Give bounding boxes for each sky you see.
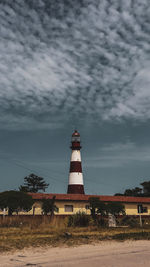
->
[0,0,150,195]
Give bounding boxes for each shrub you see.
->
[96,217,108,227]
[120,216,139,227]
[67,212,90,227]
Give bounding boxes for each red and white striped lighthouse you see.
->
[67,130,85,194]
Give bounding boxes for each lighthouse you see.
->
[67,130,85,194]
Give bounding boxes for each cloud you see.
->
[85,141,150,168]
[0,0,150,129]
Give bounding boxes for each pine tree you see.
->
[19,173,49,193]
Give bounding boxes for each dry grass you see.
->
[0,216,150,253]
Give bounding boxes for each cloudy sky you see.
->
[0,0,150,195]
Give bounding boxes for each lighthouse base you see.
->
[67,184,85,194]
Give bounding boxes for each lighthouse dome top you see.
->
[72,130,80,137]
[71,130,81,144]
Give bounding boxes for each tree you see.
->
[140,181,150,196]
[42,196,58,217]
[19,173,49,193]
[0,191,34,216]
[115,181,150,197]
[89,197,106,219]
[124,187,142,197]
[106,202,125,217]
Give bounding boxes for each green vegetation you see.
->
[106,202,125,216]
[115,180,150,197]
[88,197,125,225]
[120,216,139,227]
[67,212,90,227]
[89,197,106,219]
[19,173,49,193]
[0,216,150,252]
[42,196,58,216]
[0,181,149,252]
[0,191,34,216]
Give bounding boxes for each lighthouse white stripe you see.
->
[69,172,83,185]
[71,150,81,162]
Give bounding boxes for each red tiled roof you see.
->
[29,193,150,203]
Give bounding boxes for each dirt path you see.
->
[0,240,150,267]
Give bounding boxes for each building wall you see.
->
[55,201,90,215]
[1,200,150,216]
[27,201,90,215]
[124,203,150,215]
[31,201,150,216]
[19,201,150,216]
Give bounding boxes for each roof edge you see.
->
[28,193,150,203]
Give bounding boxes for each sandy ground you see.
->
[0,240,150,267]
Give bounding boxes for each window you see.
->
[143,207,148,213]
[137,204,148,213]
[64,205,73,212]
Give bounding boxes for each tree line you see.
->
[89,197,125,219]
[0,173,125,217]
[115,181,150,197]
[0,173,150,217]
[0,173,52,216]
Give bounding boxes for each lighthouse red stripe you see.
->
[71,142,81,150]
[70,161,82,173]
[67,184,85,194]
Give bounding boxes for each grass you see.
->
[0,216,150,252]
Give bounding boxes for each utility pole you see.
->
[138,204,143,227]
